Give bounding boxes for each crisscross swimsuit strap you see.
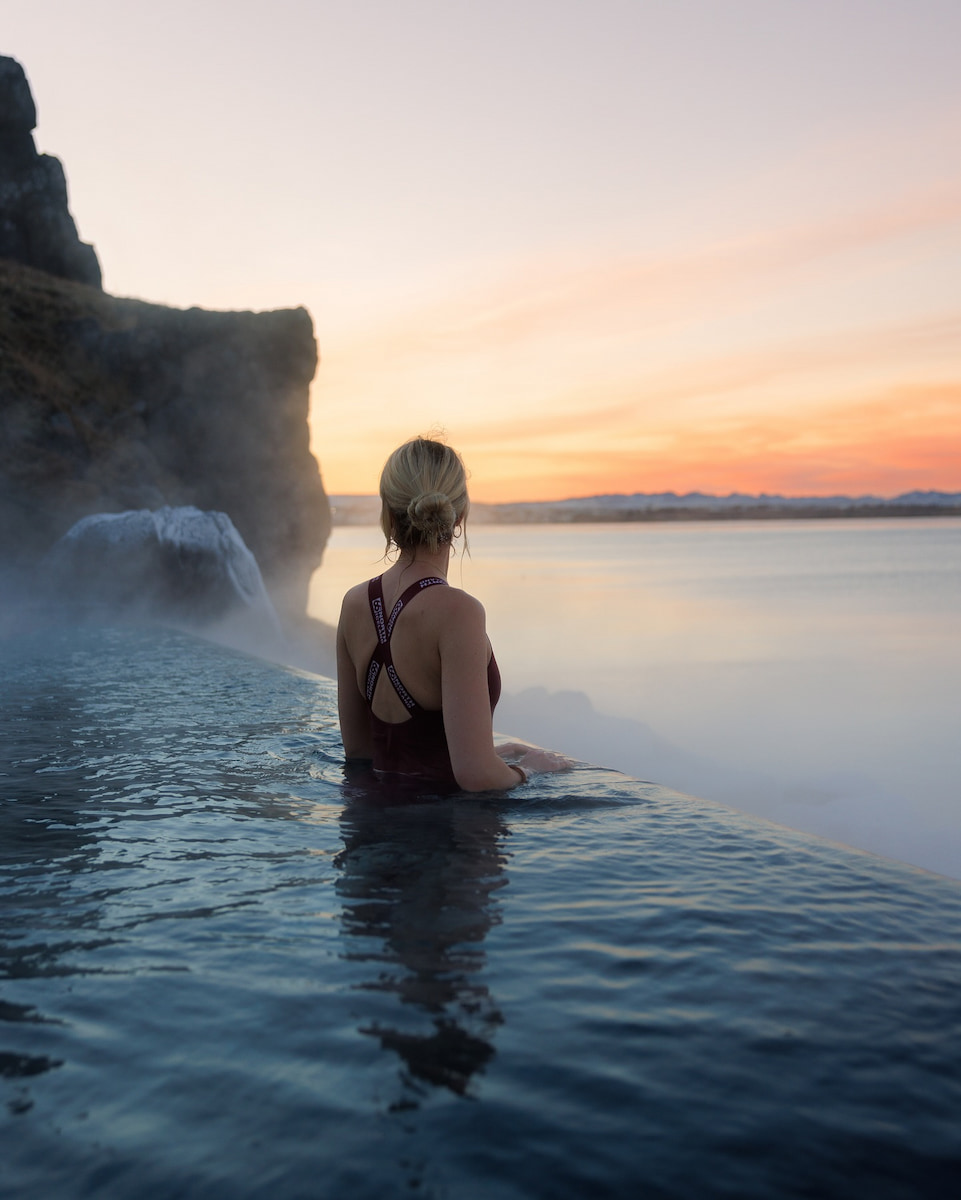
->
[365,575,448,713]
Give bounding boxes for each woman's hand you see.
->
[497,744,576,775]
[494,740,536,760]
[519,747,576,774]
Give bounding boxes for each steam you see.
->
[308,521,961,882]
[12,508,953,883]
[494,681,959,881]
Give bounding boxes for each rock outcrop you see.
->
[0,57,101,288]
[0,60,329,621]
[0,260,328,617]
[44,506,282,637]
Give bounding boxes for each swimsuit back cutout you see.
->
[362,574,502,788]
[365,574,448,715]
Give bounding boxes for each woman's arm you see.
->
[440,592,574,791]
[336,596,373,761]
[439,593,523,791]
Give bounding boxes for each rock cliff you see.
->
[0,56,101,288]
[0,59,329,620]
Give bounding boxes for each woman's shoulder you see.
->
[339,578,376,619]
[433,584,487,631]
[425,580,481,609]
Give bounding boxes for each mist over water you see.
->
[308,519,961,880]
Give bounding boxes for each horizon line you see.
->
[327,486,961,505]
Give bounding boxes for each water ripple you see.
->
[1,626,959,1199]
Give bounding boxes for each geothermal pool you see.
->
[1,626,960,1198]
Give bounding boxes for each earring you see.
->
[453,523,462,539]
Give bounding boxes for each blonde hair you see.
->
[380,436,469,555]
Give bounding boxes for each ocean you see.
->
[310,517,961,880]
[2,519,960,1197]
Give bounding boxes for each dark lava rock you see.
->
[0,56,101,288]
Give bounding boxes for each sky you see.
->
[7,0,961,502]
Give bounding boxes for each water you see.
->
[309,518,961,878]
[2,625,960,1198]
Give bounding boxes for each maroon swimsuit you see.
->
[365,575,501,787]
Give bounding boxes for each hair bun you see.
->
[407,491,456,537]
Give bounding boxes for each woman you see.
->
[337,436,573,791]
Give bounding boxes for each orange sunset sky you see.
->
[8,1,961,502]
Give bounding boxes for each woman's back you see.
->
[340,571,462,722]
[337,436,572,791]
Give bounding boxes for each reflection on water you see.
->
[0,994,63,1099]
[335,775,507,1102]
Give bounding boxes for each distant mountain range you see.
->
[329,490,961,525]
